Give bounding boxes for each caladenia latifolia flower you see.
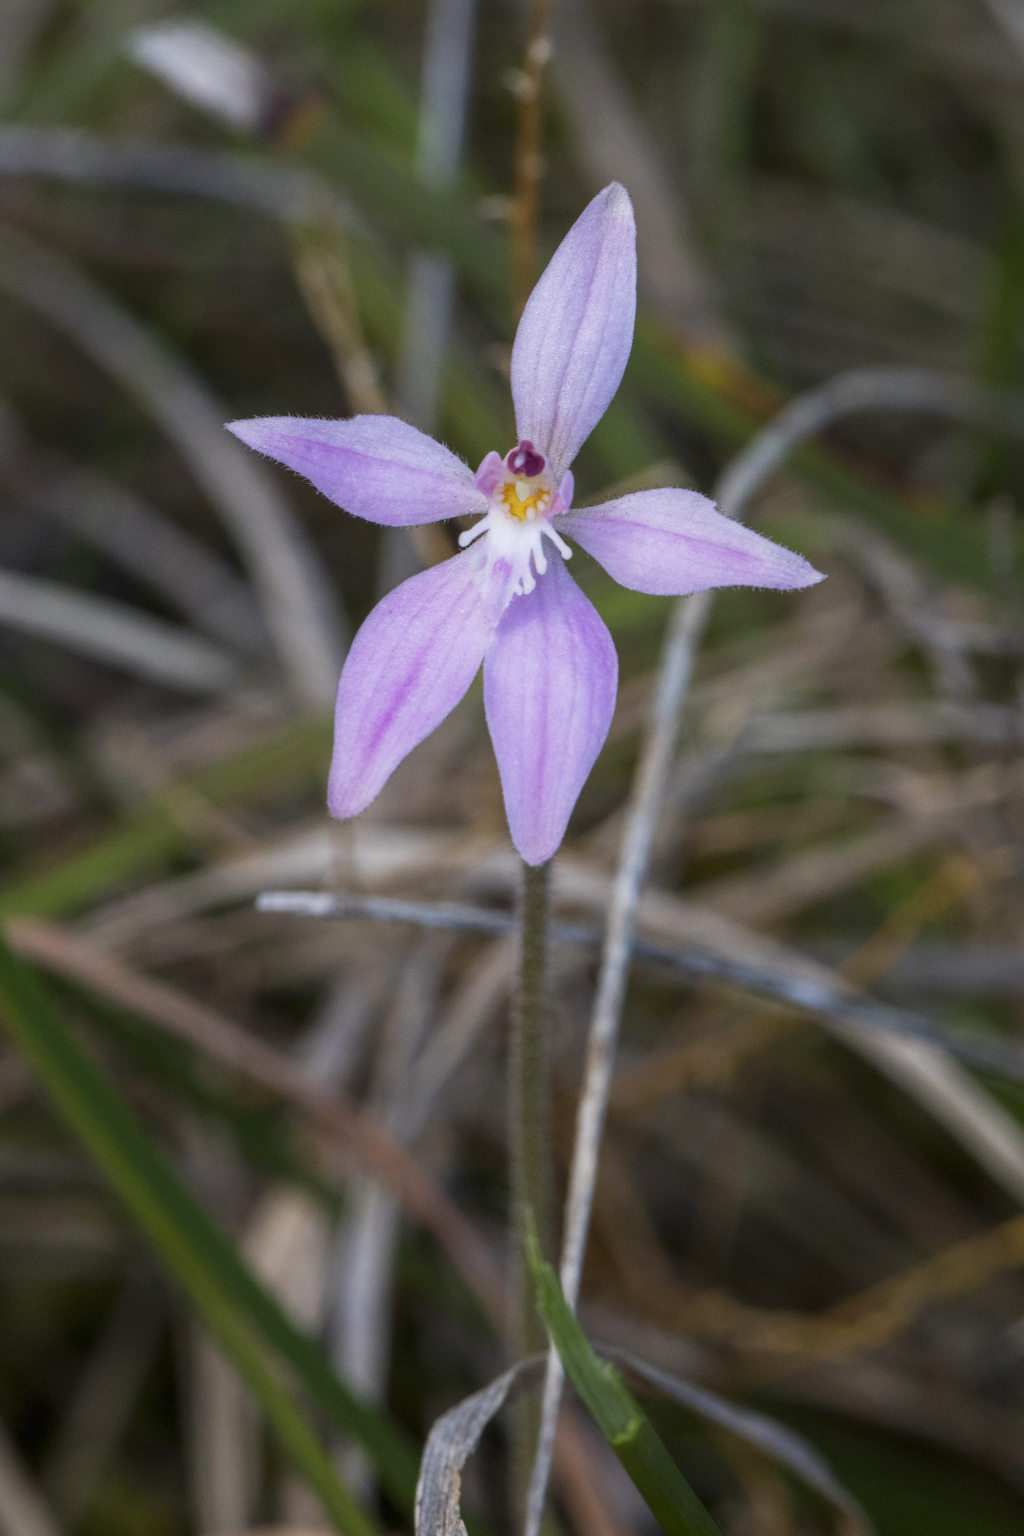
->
[229,184,823,864]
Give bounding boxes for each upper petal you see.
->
[227,414,487,525]
[484,557,618,865]
[556,488,825,595]
[510,183,637,480]
[328,552,493,817]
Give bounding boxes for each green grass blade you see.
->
[527,1227,722,1536]
[0,933,420,1517]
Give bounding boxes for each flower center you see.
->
[499,474,552,523]
[459,439,572,601]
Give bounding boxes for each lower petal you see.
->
[329,553,493,817]
[484,558,618,865]
[556,488,824,595]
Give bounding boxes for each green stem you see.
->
[527,1223,723,1536]
[509,857,552,1523]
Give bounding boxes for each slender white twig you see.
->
[557,592,714,1307]
[0,222,345,707]
[256,890,1024,1080]
[525,363,1024,1536]
[258,890,516,932]
[0,566,239,693]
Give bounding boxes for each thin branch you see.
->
[557,591,715,1311]
[254,889,1024,1082]
[256,889,518,933]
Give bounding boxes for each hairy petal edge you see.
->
[557,487,825,595]
[228,414,486,526]
[510,183,637,481]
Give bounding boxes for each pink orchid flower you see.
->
[229,183,822,865]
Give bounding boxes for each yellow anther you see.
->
[501,478,551,523]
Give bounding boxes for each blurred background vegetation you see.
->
[7,2,1024,1535]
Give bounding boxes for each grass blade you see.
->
[0,933,420,1522]
[526,1224,722,1536]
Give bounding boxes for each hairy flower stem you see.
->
[509,857,552,1526]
